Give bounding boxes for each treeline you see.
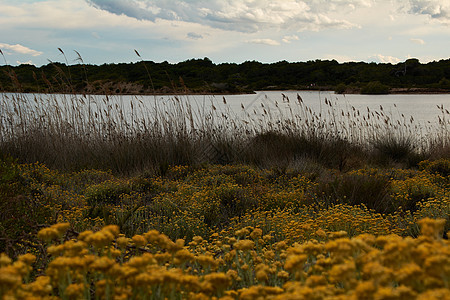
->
[1,57,450,94]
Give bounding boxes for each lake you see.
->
[113,90,450,126]
[2,90,449,127]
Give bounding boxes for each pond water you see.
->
[2,91,449,127]
[167,90,450,125]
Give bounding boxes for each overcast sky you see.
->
[1,0,449,66]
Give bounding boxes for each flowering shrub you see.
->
[0,218,449,299]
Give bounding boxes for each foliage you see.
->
[2,57,450,94]
[361,81,390,94]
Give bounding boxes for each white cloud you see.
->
[282,35,299,43]
[410,38,425,44]
[0,43,42,56]
[16,60,34,65]
[85,0,364,33]
[371,54,402,64]
[248,39,280,46]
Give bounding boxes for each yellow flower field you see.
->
[0,218,449,299]
[0,160,449,299]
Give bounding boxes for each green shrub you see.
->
[315,171,394,213]
[419,159,450,177]
[361,81,390,94]
[84,179,131,205]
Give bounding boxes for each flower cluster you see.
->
[1,217,449,299]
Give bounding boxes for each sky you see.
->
[0,0,449,66]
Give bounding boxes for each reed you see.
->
[0,57,449,175]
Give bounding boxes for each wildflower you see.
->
[202,272,231,293]
[53,223,70,235]
[86,230,115,248]
[226,269,240,281]
[329,260,356,285]
[0,265,21,287]
[131,234,147,248]
[315,228,327,239]
[37,227,60,242]
[250,228,263,240]
[174,249,194,265]
[417,288,450,300]
[418,218,446,239]
[305,275,327,287]
[0,253,12,267]
[274,241,288,251]
[143,230,160,243]
[192,236,203,244]
[116,236,129,249]
[196,255,218,269]
[277,270,289,281]
[234,240,255,251]
[235,228,250,238]
[103,224,120,237]
[65,283,85,300]
[25,276,52,296]
[90,256,115,273]
[77,230,93,242]
[255,264,270,283]
[284,254,307,272]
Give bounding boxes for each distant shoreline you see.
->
[2,87,450,96]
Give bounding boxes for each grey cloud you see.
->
[404,0,450,23]
[85,0,363,32]
[187,32,203,40]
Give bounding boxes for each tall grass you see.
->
[0,58,449,174]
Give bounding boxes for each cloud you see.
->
[282,35,299,43]
[410,38,425,44]
[187,32,203,40]
[402,0,450,24]
[248,39,280,46]
[85,0,364,33]
[371,54,402,64]
[16,60,34,65]
[0,43,42,56]
[92,32,101,39]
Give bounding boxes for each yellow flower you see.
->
[255,264,270,283]
[196,255,218,269]
[53,222,70,235]
[116,236,129,249]
[0,253,12,267]
[354,280,376,300]
[250,228,263,240]
[174,249,194,264]
[25,276,52,296]
[284,254,307,272]
[103,224,120,238]
[65,283,85,300]
[418,218,446,239]
[131,234,147,248]
[90,256,115,273]
[234,240,255,251]
[202,272,230,293]
[37,227,60,242]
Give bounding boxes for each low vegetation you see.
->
[0,160,449,299]
[0,52,449,298]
